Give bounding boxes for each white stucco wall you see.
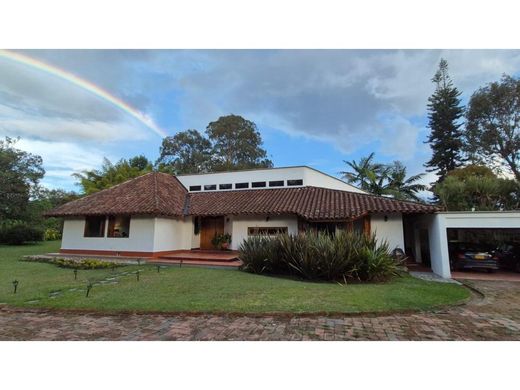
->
[303,168,365,193]
[371,213,405,252]
[153,217,193,252]
[177,166,364,193]
[61,216,194,253]
[61,216,156,252]
[228,214,299,250]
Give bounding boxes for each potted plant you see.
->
[211,233,232,250]
[220,233,232,250]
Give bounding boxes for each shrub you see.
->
[0,224,44,245]
[44,228,62,241]
[239,231,401,283]
[23,257,123,269]
[239,235,279,274]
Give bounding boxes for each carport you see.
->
[405,212,520,279]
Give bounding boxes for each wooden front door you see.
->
[200,216,225,250]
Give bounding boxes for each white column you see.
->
[428,214,451,279]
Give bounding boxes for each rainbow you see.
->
[0,49,167,138]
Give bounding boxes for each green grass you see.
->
[0,241,470,314]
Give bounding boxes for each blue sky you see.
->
[1,49,520,193]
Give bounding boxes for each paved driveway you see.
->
[1,280,519,341]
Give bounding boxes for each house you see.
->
[46,166,441,269]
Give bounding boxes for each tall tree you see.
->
[424,59,465,181]
[156,129,213,174]
[73,155,153,194]
[340,152,386,193]
[26,188,80,232]
[341,154,426,201]
[0,137,45,221]
[385,161,427,202]
[206,114,273,171]
[465,74,520,180]
[434,165,520,211]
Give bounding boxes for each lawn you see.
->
[0,241,470,314]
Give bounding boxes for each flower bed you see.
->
[22,256,124,270]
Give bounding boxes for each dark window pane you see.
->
[84,216,105,237]
[252,181,266,188]
[248,227,288,236]
[107,216,130,238]
[204,184,217,190]
[235,182,249,189]
[287,179,303,186]
[189,185,201,191]
[269,180,284,187]
[219,183,232,190]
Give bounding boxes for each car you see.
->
[449,242,499,272]
[492,243,520,273]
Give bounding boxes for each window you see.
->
[269,180,284,187]
[235,182,249,189]
[189,185,201,191]
[310,222,338,236]
[252,181,266,188]
[193,216,201,235]
[219,183,232,190]
[84,216,106,237]
[204,184,217,191]
[287,179,303,186]
[248,227,288,236]
[107,216,130,238]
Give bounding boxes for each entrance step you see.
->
[153,250,241,268]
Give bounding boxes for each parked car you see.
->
[492,243,520,273]
[449,242,498,272]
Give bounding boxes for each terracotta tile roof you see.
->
[44,172,187,217]
[46,173,439,220]
[187,186,440,220]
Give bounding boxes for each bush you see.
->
[239,231,402,283]
[23,257,123,269]
[0,223,44,245]
[238,235,279,274]
[44,228,62,241]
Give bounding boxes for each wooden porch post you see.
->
[363,215,371,236]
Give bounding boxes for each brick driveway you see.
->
[1,279,519,340]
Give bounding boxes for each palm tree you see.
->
[340,153,387,192]
[341,155,427,201]
[384,161,427,201]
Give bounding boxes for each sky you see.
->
[1,49,520,193]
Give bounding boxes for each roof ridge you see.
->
[51,171,156,209]
[304,186,434,207]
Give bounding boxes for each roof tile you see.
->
[45,174,440,220]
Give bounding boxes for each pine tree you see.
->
[424,59,465,181]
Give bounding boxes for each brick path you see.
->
[1,280,519,340]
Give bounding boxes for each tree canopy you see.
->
[206,115,272,171]
[73,155,153,195]
[157,115,272,174]
[156,129,213,174]
[465,74,520,181]
[424,59,465,181]
[433,165,520,211]
[341,153,426,201]
[0,137,45,221]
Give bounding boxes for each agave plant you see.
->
[239,230,400,283]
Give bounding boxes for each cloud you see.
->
[16,138,111,190]
[159,49,520,159]
[2,49,520,191]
